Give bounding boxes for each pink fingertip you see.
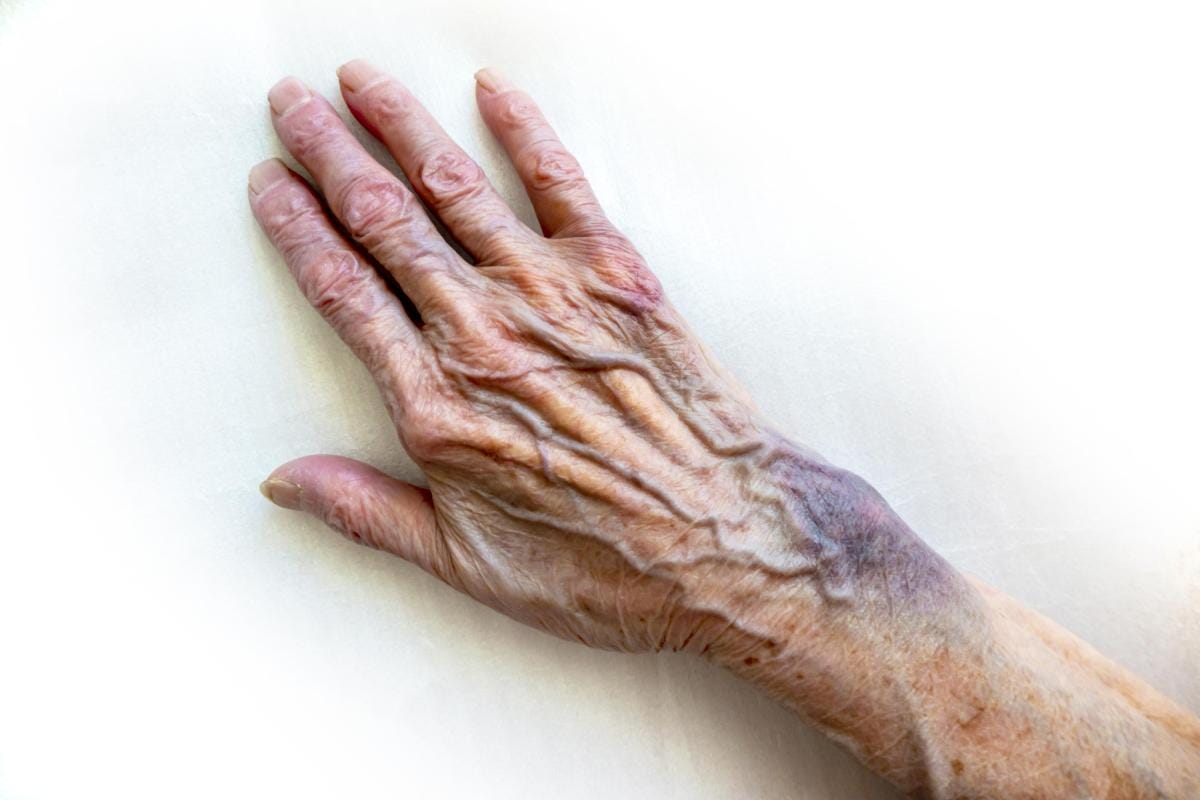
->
[474,67,514,94]
[337,58,387,92]
[248,158,289,196]
[267,76,312,116]
[259,477,303,509]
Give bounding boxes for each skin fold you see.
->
[248,60,1200,798]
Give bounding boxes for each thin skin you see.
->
[249,61,1200,798]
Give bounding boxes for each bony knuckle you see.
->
[524,145,585,191]
[362,82,410,123]
[495,92,538,128]
[258,189,321,238]
[287,107,339,157]
[589,240,664,311]
[338,176,413,243]
[277,227,328,266]
[418,149,484,205]
[301,250,366,318]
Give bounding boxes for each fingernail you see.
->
[268,77,312,115]
[337,59,387,92]
[474,67,514,94]
[260,477,303,509]
[248,159,289,196]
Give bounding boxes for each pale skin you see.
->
[249,60,1200,798]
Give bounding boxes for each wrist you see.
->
[680,435,986,788]
[689,435,977,661]
[687,438,1200,797]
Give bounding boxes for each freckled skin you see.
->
[250,61,1200,798]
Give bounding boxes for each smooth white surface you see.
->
[1,0,1197,797]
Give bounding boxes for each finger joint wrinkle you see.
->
[418,149,486,206]
[336,175,417,243]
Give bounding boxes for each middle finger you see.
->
[338,59,532,264]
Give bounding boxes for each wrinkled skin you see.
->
[251,61,868,656]
[251,61,1200,799]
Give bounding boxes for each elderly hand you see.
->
[250,60,869,656]
[250,61,1200,798]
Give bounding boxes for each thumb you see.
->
[260,455,444,574]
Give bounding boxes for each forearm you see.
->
[694,438,1200,798]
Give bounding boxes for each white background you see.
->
[1,0,1197,797]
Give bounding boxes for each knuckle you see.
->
[256,189,324,246]
[337,175,415,244]
[360,81,412,124]
[493,91,540,129]
[522,144,586,192]
[299,249,368,319]
[283,104,340,158]
[588,238,664,312]
[417,148,486,206]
